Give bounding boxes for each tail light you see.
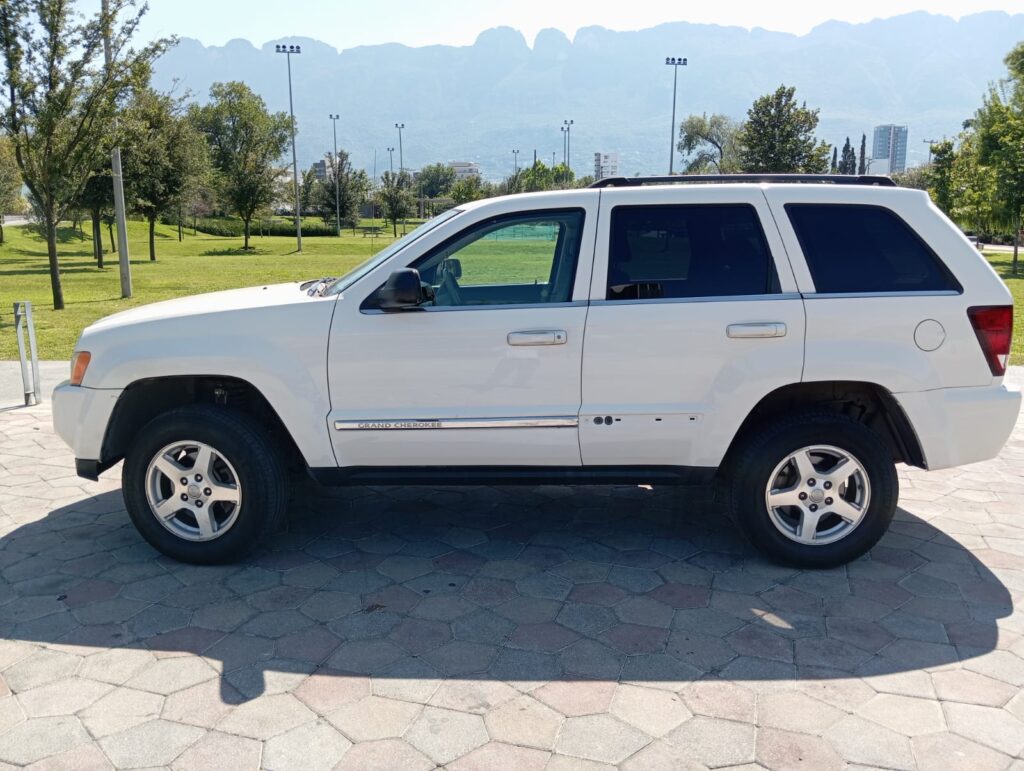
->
[967,306,1013,376]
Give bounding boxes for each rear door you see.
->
[580,185,806,470]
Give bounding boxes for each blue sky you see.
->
[134,0,1024,50]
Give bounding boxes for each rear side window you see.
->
[786,204,960,294]
[606,205,779,301]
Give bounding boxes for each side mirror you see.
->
[378,268,427,311]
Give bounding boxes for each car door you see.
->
[326,192,598,469]
[580,185,806,471]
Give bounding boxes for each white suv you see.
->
[52,175,1021,568]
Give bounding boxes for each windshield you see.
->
[324,209,463,296]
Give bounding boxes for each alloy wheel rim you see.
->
[764,444,870,546]
[145,440,242,542]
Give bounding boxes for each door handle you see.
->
[507,330,567,346]
[726,322,787,339]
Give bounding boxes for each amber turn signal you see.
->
[70,351,91,386]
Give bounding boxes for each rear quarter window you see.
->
[785,204,961,294]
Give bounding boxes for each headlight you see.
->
[70,351,91,386]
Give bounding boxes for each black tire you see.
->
[122,405,287,564]
[728,411,898,568]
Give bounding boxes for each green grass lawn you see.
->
[0,220,402,359]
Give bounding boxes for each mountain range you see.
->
[150,11,1024,180]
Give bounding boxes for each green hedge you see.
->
[169,216,339,238]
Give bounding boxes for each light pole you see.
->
[923,138,939,165]
[563,119,574,183]
[328,113,341,236]
[386,147,395,175]
[395,123,405,174]
[665,56,687,174]
[276,43,302,252]
[102,0,131,296]
[512,149,520,175]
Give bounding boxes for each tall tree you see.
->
[838,137,857,174]
[0,136,22,245]
[123,88,208,260]
[316,150,368,231]
[677,113,742,173]
[76,165,114,267]
[0,0,168,309]
[417,163,457,198]
[858,133,868,174]
[737,85,831,173]
[190,81,291,250]
[376,170,414,236]
[977,41,1024,274]
[927,139,957,215]
[450,175,484,204]
[300,167,320,216]
[951,131,999,237]
[830,146,838,173]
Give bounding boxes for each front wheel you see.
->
[728,412,898,568]
[122,405,287,564]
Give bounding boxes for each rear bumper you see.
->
[52,381,122,473]
[895,384,1021,470]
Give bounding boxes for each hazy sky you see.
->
[134,0,1024,50]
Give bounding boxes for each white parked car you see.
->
[53,174,1021,568]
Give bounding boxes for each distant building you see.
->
[594,152,620,180]
[872,125,908,173]
[448,161,481,181]
[312,159,327,181]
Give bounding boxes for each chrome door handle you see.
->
[726,322,787,339]
[507,330,567,346]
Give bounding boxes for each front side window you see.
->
[405,209,585,308]
[606,205,779,301]
[785,204,961,294]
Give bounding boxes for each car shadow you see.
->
[0,478,1014,705]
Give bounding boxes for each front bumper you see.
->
[52,381,122,476]
[895,384,1022,470]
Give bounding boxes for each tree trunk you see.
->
[392,218,397,237]
[46,221,65,311]
[108,221,116,253]
[91,209,103,268]
[178,207,183,241]
[243,217,251,250]
[148,216,157,261]
[0,219,4,245]
[1015,211,1020,276]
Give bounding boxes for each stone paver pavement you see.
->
[0,378,1022,768]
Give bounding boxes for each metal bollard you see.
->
[13,301,41,406]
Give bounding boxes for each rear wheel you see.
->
[728,412,898,568]
[122,405,286,564]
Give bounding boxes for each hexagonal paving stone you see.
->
[666,715,755,767]
[554,714,651,764]
[448,741,550,771]
[756,727,845,771]
[404,705,488,765]
[216,692,317,740]
[0,715,91,766]
[942,701,1024,756]
[171,730,262,771]
[327,695,421,741]
[98,718,204,768]
[333,738,433,771]
[825,714,915,769]
[610,684,692,736]
[262,718,353,771]
[484,694,563,750]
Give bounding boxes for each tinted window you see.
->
[407,209,584,308]
[786,204,959,294]
[606,205,779,301]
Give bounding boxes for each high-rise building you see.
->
[594,152,620,180]
[872,125,908,173]
[312,159,328,181]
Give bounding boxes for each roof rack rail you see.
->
[590,174,897,189]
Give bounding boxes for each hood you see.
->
[85,282,316,334]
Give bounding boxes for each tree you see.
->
[520,161,555,192]
[737,85,831,173]
[300,167,321,216]
[977,42,1024,274]
[0,136,22,245]
[838,137,857,174]
[76,165,114,267]
[123,88,208,260]
[677,113,742,173]
[417,162,456,198]
[830,147,838,173]
[316,150,368,231]
[891,165,930,191]
[376,171,414,236]
[190,82,291,249]
[928,139,956,215]
[0,0,168,309]
[858,133,868,174]
[951,132,999,237]
[450,175,484,204]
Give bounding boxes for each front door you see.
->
[579,186,806,471]
[327,195,598,468]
